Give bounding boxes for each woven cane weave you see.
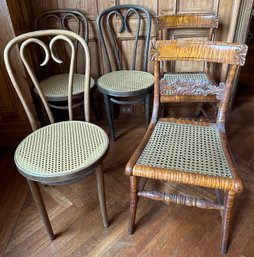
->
[161,73,215,95]
[136,121,232,178]
[97,70,154,93]
[39,74,95,99]
[15,121,108,177]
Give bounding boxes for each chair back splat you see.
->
[4,30,91,128]
[97,5,151,72]
[4,30,109,240]
[125,39,248,255]
[35,10,88,75]
[151,40,248,127]
[33,10,98,120]
[156,14,220,119]
[157,14,219,40]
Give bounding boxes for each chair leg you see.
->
[91,87,100,120]
[144,93,150,129]
[27,179,54,240]
[221,190,236,255]
[128,176,138,235]
[194,102,203,118]
[103,94,115,141]
[96,164,109,227]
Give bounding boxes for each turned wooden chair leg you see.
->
[27,179,54,240]
[91,87,100,120]
[145,93,150,129]
[103,94,115,141]
[221,190,236,255]
[128,176,138,235]
[96,164,109,227]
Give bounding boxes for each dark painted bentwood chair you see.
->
[4,30,109,239]
[126,39,248,255]
[97,5,154,141]
[34,10,97,118]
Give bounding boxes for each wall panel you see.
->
[176,0,219,14]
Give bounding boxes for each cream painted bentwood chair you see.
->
[4,29,109,239]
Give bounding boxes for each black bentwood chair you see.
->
[97,5,154,141]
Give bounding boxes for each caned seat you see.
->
[97,70,154,95]
[133,119,238,190]
[157,14,219,116]
[15,121,108,181]
[97,5,153,141]
[39,74,95,101]
[4,30,109,240]
[126,39,248,255]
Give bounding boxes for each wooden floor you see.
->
[1,55,254,257]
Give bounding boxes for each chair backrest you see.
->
[157,14,219,73]
[157,14,219,40]
[4,29,91,131]
[97,4,152,73]
[151,39,248,126]
[34,9,89,75]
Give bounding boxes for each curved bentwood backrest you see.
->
[151,40,248,126]
[35,10,89,74]
[35,10,89,41]
[4,29,91,131]
[97,5,151,72]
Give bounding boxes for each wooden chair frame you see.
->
[125,39,248,255]
[157,14,220,118]
[96,4,153,141]
[34,9,98,119]
[4,29,109,239]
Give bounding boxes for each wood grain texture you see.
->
[125,39,247,254]
[157,14,219,29]
[151,40,248,65]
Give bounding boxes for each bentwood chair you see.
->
[97,5,154,141]
[157,14,219,118]
[34,10,97,118]
[4,30,109,239]
[125,39,248,255]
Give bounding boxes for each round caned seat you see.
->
[15,121,109,183]
[97,70,154,96]
[39,74,95,101]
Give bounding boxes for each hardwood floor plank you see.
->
[0,150,29,256]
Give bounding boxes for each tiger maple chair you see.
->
[125,39,248,255]
[4,29,109,239]
[34,10,98,119]
[157,14,219,118]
